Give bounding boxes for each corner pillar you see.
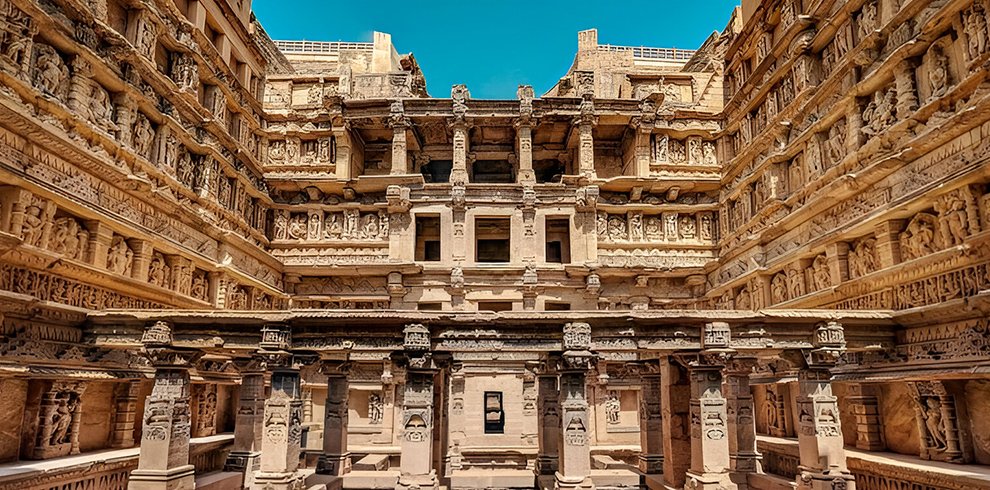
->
[725,359,762,487]
[110,380,142,448]
[536,370,561,479]
[638,364,664,477]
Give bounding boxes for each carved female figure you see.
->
[771,273,787,304]
[812,255,831,291]
[33,44,67,97]
[132,114,154,157]
[927,43,950,101]
[362,213,379,239]
[964,2,989,61]
[923,398,947,450]
[107,236,132,275]
[605,392,621,425]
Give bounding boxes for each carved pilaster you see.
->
[397,324,438,490]
[555,322,595,489]
[536,370,561,477]
[110,380,141,448]
[317,363,351,476]
[224,358,266,488]
[845,383,885,451]
[638,363,664,476]
[725,359,762,482]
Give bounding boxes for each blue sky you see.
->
[252,0,740,99]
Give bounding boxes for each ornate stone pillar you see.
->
[725,358,762,483]
[536,369,561,479]
[873,220,904,268]
[253,323,304,490]
[825,242,850,286]
[794,322,855,490]
[224,358,266,489]
[317,363,351,476]
[845,383,885,451]
[633,126,652,177]
[516,84,536,183]
[556,322,595,490]
[390,101,410,175]
[445,362,466,476]
[575,120,595,179]
[638,363,664,477]
[129,239,152,282]
[397,324,439,490]
[682,322,735,490]
[128,321,202,490]
[450,84,471,185]
[110,380,141,448]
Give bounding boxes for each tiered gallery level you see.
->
[0,0,989,489]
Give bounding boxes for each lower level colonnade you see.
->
[2,311,990,490]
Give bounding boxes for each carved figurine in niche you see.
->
[935,192,974,247]
[269,140,286,162]
[862,88,897,137]
[644,216,663,241]
[324,213,343,239]
[679,215,696,240]
[700,214,713,241]
[343,210,359,239]
[20,199,47,247]
[160,134,179,173]
[655,134,669,162]
[964,1,989,61]
[170,53,198,92]
[378,211,389,238]
[33,44,68,98]
[607,215,627,241]
[190,271,208,300]
[605,391,621,425]
[771,273,788,304]
[287,214,307,240]
[688,139,703,164]
[132,113,154,157]
[927,42,950,101]
[669,139,686,163]
[106,236,133,276]
[88,85,117,133]
[857,1,878,41]
[787,266,804,298]
[827,118,846,165]
[148,253,170,288]
[136,18,156,57]
[176,151,195,186]
[368,393,384,424]
[923,398,947,450]
[899,213,937,260]
[227,285,247,309]
[0,6,34,75]
[811,254,831,291]
[307,213,321,240]
[702,142,717,165]
[362,213,380,239]
[805,137,825,177]
[765,388,780,430]
[272,211,288,240]
[736,287,752,310]
[848,237,877,279]
[50,216,88,259]
[628,213,643,240]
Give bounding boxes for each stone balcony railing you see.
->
[0,434,234,490]
[755,436,990,490]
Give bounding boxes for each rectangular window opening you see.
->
[484,391,505,434]
[477,301,513,312]
[476,218,510,263]
[415,216,442,262]
[545,217,571,264]
[471,160,514,183]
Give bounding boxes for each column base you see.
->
[127,465,196,490]
[730,452,763,473]
[796,470,855,490]
[554,471,595,490]
[396,471,439,490]
[685,471,736,490]
[535,455,559,475]
[223,450,261,488]
[316,452,352,475]
[252,470,304,490]
[638,454,664,475]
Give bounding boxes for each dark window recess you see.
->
[477,301,513,312]
[472,160,514,183]
[545,218,571,264]
[421,160,453,183]
[415,216,442,261]
[545,302,571,311]
[534,159,565,183]
[546,241,563,263]
[417,302,442,311]
[484,392,505,434]
[476,218,511,263]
